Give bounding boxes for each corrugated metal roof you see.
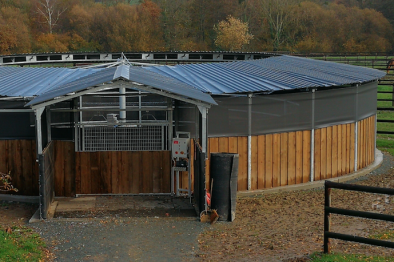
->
[26,67,118,106]
[145,55,386,94]
[26,65,217,106]
[0,67,104,97]
[127,66,217,105]
[0,55,386,107]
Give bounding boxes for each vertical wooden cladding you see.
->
[206,137,247,191]
[41,141,55,218]
[0,140,38,196]
[0,116,377,196]
[313,115,375,182]
[54,141,75,197]
[314,123,355,181]
[206,116,375,191]
[75,150,171,195]
[357,115,375,170]
[207,131,311,191]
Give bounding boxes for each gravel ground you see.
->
[31,217,208,262]
[198,153,394,261]
[348,152,394,184]
[22,152,394,262]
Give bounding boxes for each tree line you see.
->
[0,0,393,55]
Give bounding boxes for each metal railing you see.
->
[324,180,394,253]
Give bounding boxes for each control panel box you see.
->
[172,138,189,158]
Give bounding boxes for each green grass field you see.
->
[377,81,394,155]
[0,226,46,262]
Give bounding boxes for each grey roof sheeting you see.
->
[26,65,217,106]
[0,55,386,107]
[0,67,104,97]
[145,55,386,94]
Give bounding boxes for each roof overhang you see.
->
[26,64,217,109]
[28,79,216,110]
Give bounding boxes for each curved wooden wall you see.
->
[0,116,376,196]
[205,115,376,191]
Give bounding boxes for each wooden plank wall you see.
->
[74,151,171,195]
[0,140,39,196]
[0,115,376,196]
[206,115,375,190]
[206,131,311,191]
[314,123,356,181]
[54,141,76,197]
[51,140,171,196]
[357,115,376,170]
[40,141,55,219]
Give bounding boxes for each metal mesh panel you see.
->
[79,125,167,151]
[208,82,378,137]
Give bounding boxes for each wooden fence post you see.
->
[324,183,331,254]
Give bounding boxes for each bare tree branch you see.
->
[35,0,67,34]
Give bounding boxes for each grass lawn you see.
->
[376,83,394,155]
[0,226,47,262]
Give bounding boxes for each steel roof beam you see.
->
[0,52,274,66]
[30,81,212,110]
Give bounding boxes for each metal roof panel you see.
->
[26,65,217,106]
[145,55,385,94]
[0,67,104,97]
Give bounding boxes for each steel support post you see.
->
[46,106,51,143]
[119,86,126,122]
[74,98,79,152]
[198,106,208,154]
[310,90,315,182]
[355,85,359,171]
[35,107,45,156]
[168,98,173,150]
[247,94,252,190]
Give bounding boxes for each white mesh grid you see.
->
[79,125,167,152]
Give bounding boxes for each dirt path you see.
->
[0,201,37,227]
[197,153,394,261]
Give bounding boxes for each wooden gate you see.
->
[75,151,171,194]
[53,141,172,196]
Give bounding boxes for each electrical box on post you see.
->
[172,138,189,158]
[171,132,191,197]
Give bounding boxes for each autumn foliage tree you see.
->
[0,0,392,54]
[0,6,31,54]
[214,15,253,51]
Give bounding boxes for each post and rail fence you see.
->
[324,180,394,253]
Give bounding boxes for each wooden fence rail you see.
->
[324,181,394,253]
